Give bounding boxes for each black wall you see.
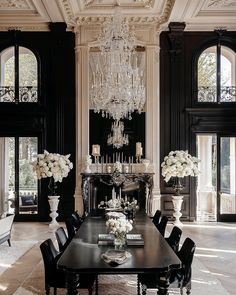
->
[0,24,75,221]
[160,23,236,221]
[90,111,145,161]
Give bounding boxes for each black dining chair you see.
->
[137,237,196,295]
[40,239,98,295]
[71,211,84,230]
[165,226,182,253]
[155,215,168,237]
[65,216,77,242]
[55,227,69,252]
[152,209,161,227]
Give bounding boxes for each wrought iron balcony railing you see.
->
[198,86,236,103]
[0,86,38,103]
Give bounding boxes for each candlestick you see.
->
[92,144,100,157]
[136,142,143,156]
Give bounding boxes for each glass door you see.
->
[219,136,236,221]
[0,136,38,217]
[196,134,217,221]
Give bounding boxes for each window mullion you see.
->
[15,44,19,103]
[216,43,221,103]
[15,137,19,214]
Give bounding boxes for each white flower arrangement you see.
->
[113,161,122,173]
[106,218,133,236]
[161,150,200,182]
[31,150,73,183]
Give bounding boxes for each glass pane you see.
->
[19,47,38,102]
[220,46,236,102]
[0,137,15,214]
[19,137,38,214]
[198,46,217,102]
[196,134,217,221]
[220,137,236,214]
[0,47,15,102]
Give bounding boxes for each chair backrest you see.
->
[40,239,66,289]
[177,237,196,285]
[40,239,59,278]
[65,216,77,241]
[55,227,68,252]
[71,211,83,229]
[152,210,161,226]
[165,226,182,253]
[156,215,168,236]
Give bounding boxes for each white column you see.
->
[145,40,161,215]
[74,31,90,216]
[197,135,216,217]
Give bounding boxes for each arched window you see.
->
[197,45,236,103]
[0,46,38,103]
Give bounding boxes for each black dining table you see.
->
[57,212,181,294]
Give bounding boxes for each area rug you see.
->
[13,255,231,295]
[0,240,37,276]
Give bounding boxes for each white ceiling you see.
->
[0,0,236,31]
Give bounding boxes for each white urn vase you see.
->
[48,195,60,231]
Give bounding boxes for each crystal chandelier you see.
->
[90,7,145,121]
[107,120,129,149]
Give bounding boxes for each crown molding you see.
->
[0,23,50,31]
[59,0,175,28]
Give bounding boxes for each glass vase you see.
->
[114,232,126,247]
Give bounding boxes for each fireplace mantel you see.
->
[81,172,154,216]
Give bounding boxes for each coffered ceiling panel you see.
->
[169,0,236,30]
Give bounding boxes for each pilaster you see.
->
[74,31,90,215]
[146,37,161,215]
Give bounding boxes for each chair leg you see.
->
[137,276,141,295]
[7,239,11,247]
[53,287,57,295]
[141,284,147,295]
[95,276,98,295]
[186,281,191,294]
[45,286,50,295]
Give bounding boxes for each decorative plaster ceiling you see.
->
[169,0,236,31]
[0,0,235,31]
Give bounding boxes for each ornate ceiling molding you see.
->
[0,23,49,31]
[0,0,29,9]
[82,0,155,9]
[58,0,76,27]
[207,0,236,7]
[72,0,175,27]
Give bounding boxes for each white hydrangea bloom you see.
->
[161,150,200,182]
[31,150,73,183]
[106,218,133,236]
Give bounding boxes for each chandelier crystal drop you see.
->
[107,120,129,149]
[90,7,146,121]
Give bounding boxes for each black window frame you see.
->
[193,38,236,106]
[0,43,40,104]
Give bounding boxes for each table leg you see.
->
[66,272,79,295]
[157,272,170,295]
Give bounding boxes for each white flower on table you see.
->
[106,218,133,236]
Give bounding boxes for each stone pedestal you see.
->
[48,195,60,231]
[172,195,183,226]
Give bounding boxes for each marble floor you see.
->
[0,221,236,295]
